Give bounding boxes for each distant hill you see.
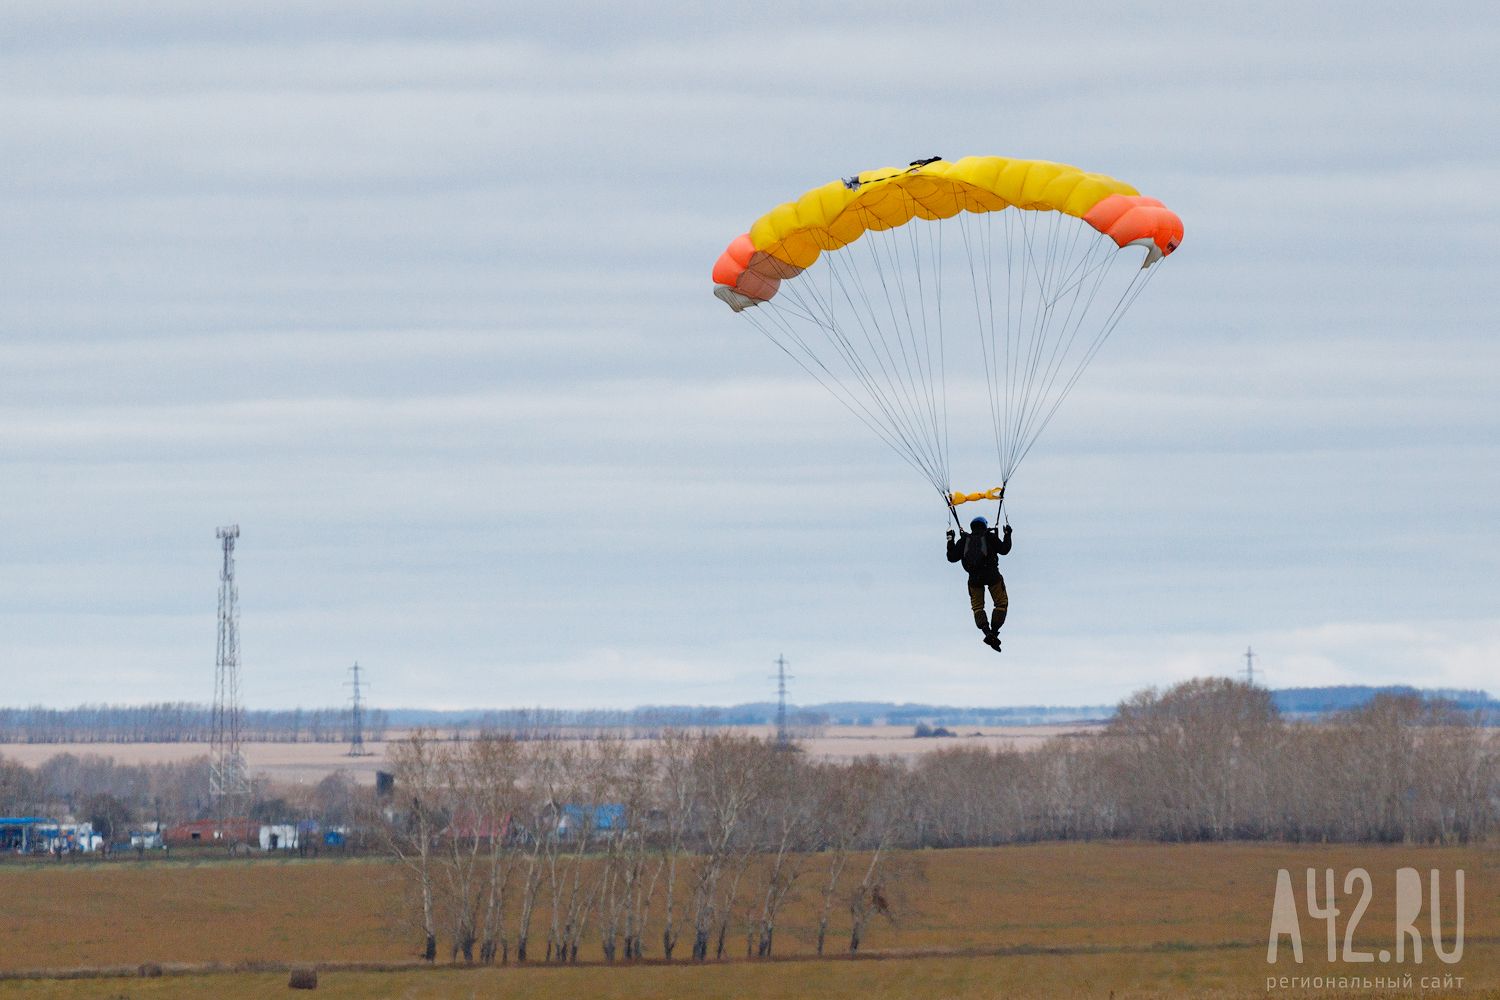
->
[1270,685,1496,719]
[1,685,1493,743]
[378,685,1497,730]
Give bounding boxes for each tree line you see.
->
[1,680,1491,853]
[0,751,367,843]
[913,680,1494,845]
[378,680,1497,966]
[0,703,389,744]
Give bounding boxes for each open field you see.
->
[0,724,1101,785]
[0,951,1468,1000]
[0,842,1491,998]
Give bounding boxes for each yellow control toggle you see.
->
[950,486,1005,505]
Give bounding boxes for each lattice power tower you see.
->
[210,525,250,809]
[771,654,793,747]
[346,662,372,757]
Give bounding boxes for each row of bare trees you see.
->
[0,753,214,832]
[0,704,389,744]
[911,681,1496,846]
[380,681,1497,964]
[382,731,910,965]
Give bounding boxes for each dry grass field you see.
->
[0,842,1491,998]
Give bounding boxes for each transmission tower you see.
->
[770,655,793,747]
[346,662,372,757]
[210,525,250,814]
[1243,646,1258,687]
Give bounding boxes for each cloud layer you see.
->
[1,2,1496,707]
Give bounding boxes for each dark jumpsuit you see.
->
[946,526,1012,635]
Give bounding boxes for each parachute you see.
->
[712,155,1183,524]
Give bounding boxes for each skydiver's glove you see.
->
[946,530,955,542]
[1003,524,1013,536]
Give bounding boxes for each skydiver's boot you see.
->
[987,607,1007,652]
[975,610,1001,651]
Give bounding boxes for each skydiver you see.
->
[946,515,1012,652]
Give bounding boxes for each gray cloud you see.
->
[1,3,1496,707]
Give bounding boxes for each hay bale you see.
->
[138,962,163,977]
[288,966,318,990]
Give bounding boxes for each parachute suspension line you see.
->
[868,202,947,491]
[842,204,952,493]
[862,208,951,488]
[1022,234,1133,456]
[996,206,1056,479]
[978,201,1003,476]
[1011,210,1068,475]
[978,208,1002,473]
[752,225,953,496]
[946,498,964,531]
[994,209,1143,480]
[900,193,950,491]
[1010,259,1160,473]
[1008,209,1042,480]
[754,246,939,487]
[1009,211,1079,474]
[955,202,1006,490]
[1002,209,1018,476]
[715,158,1181,518]
[1039,218,1120,303]
[947,202,1144,489]
[799,243,935,471]
[730,204,1166,506]
[823,229,948,490]
[743,301,945,493]
[1006,220,1114,474]
[935,213,951,489]
[820,227,930,458]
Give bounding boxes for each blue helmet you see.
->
[970,516,988,529]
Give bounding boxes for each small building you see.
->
[0,818,101,854]
[164,818,258,846]
[38,822,100,854]
[556,803,626,838]
[259,823,299,851]
[129,823,165,850]
[1,817,56,853]
[444,809,510,844]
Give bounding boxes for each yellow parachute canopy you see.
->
[711,155,1183,510]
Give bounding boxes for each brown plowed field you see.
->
[0,842,1489,999]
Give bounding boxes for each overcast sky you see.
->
[2,1,1496,710]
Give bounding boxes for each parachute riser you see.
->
[947,483,1006,529]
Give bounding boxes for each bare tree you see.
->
[1106,678,1277,840]
[811,756,896,955]
[847,759,911,953]
[469,734,523,965]
[385,731,444,962]
[686,733,771,961]
[310,770,359,829]
[513,739,561,963]
[597,740,658,962]
[750,748,818,957]
[432,736,521,964]
[1412,706,1496,843]
[655,730,697,961]
[621,743,665,961]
